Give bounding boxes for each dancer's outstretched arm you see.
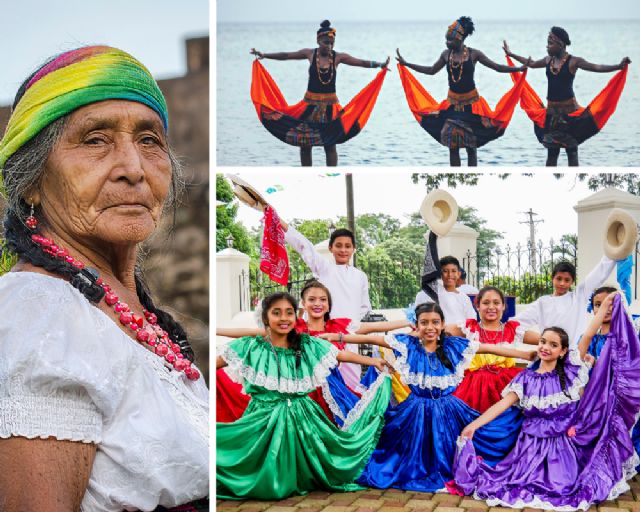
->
[502,41,547,68]
[217,327,265,338]
[396,48,447,75]
[460,392,520,439]
[574,56,631,73]
[357,319,413,334]
[337,350,394,372]
[319,332,393,349]
[478,343,537,360]
[338,53,390,69]
[250,48,312,60]
[475,48,528,72]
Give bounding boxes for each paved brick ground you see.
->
[217,475,640,512]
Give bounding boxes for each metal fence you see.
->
[244,240,583,310]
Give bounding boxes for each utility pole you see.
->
[346,173,356,266]
[519,209,543,272]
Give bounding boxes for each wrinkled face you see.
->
[317,35,334,54]
[537,330,567,362]
[417,311,444,343]
[546,33,564,56]
[36,100,171,249]
[441,263,461,290]
[329,236,354,264]
[302,287,330,319]
[266,298,296,336]
[552,271,574,296]
[592,292,613,323]
[477,290,505,323]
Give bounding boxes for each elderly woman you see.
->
[0,46,209,511]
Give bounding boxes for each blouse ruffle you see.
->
[501,348,591,410]
[222,334,339,394]
[385,334,479,390]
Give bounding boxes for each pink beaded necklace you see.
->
[30,233,200,381]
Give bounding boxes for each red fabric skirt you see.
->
[453,366,523,413]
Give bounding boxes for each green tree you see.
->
[215,174,255,255]
[567,174,640,195]
[457,205,504,272]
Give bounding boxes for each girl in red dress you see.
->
[448,286,536,412]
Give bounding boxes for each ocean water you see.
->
[217,20,640,166]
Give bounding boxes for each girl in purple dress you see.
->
[450,292,640,510]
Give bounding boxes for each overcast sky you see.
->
[218,0,639,23]
[226,170,633,249]
[0,0,208,104]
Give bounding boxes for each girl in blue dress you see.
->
[323,302,536,492]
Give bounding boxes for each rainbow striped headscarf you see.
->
[0,45,168,174]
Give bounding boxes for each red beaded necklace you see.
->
[30,233,200,381]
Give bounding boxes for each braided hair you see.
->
[457,16,475,37]
[541,326,571,397]
[1,58,193,362]
[415,302,453,370]
[261,292,303,369]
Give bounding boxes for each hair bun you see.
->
[320,20,331,28]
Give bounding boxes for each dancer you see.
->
[250,20,389,166]
[216,280,409,425]
[216,292,392,500]
[504,27,630,166]
[323,302,536,492]
[451,292,640,509]
[396,16,528,166]
[447,286,537,413]
[515,257,617,345]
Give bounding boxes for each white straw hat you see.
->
[420,189,458,237]
[603,208,637,260]
[226,174,268,212]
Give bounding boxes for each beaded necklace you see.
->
[549,53,570,76]
[30,233,200,381]
[316,49,334,85]
[478,321,505,344]
[448,47,469,84]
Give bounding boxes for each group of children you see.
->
[216,224,640,510]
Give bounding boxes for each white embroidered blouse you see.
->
[0,272,209,511]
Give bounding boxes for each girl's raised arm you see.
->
[319,332,392,349]
[460,392,520,439]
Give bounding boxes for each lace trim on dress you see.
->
[385,335,479,390]
[222,341,339,394]
[320,379,346,422]
[501,348,591,410]
[340,371,390,431]
[481,493,591,512]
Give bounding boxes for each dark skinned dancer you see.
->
[396,17,527,166]
[251,20,389,166]
[504,27,631,166]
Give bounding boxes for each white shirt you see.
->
[515,256,616,345]
[285,227,372,389]
[414,280,477,325]
[0,273,209,511]
[458,283,480,294]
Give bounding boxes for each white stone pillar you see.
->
[438,222,479,272]
[574,187,640,308]
[216,247,250,324]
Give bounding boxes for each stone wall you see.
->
[0,36,210,380]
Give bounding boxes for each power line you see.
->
[519,209,544,272]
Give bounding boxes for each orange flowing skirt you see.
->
[250,59,387,147]
[505,55,628,148]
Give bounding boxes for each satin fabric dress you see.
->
[358,334,522,492]
[215,318,375,427]
[216,334,391,500]
[453,319,524,413]
[587,331,640,473]
[453,295,640,510]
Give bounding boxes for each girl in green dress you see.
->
[216,292,393,500]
